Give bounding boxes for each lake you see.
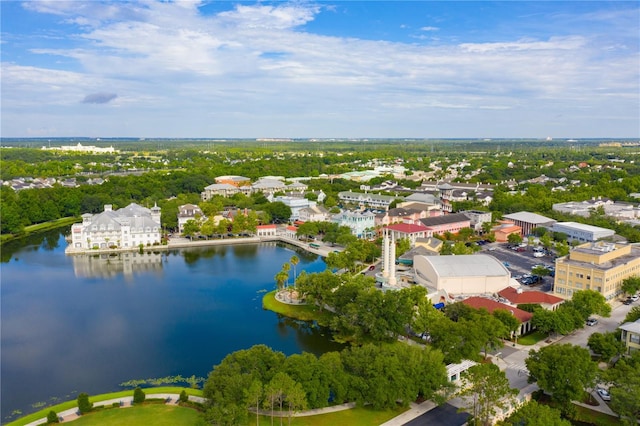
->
[0,228,342,422]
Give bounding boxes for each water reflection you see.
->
[72,252,164,279]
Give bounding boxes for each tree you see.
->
[621,276,640,297]
[526,344,597,414]
[492,309,521,340]
[587,332,625,362]
[603,351,640,423]
[246,379,263,426]
[285,382,307,426]
[133,387,146,404]
[182,219,200,239]
[569,289,611,320]
[395,237,411,257]
[47,410,59,424]
[264,201,292,224]
[289,255,299,281]
[623,306,640,324]
[507,233,523,244]
[458,363,517,426]
[77,392,93,414]
[503,400,570,426]
[179,389,189,403]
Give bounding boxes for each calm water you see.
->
[0,228,342,422]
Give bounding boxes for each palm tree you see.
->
[289,255,299,282]
[281,263,291,287]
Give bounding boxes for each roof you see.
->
[386,223,428,234]
[503,211,555,224]
[619,319,640,334]
[552,222,615,234]
[204,183,237,190]
[419,254,508,277]
[257,224,277,229]
[419,213,471,227]
[462,297,533,323]
[498,287,564,305]
[495,225,521,233]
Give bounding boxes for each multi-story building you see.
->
[549,222,615,243]
[177,204,205,233]
[418,213,471,236]
[298,205,330,223]
[619,319,640,356]
[333,210,376,238]
[201,183,240,200]
[69,203,162,251]
[274,196,317,222]
[553,242,640,301]
[462,210,492,233]
[338,191,401,210]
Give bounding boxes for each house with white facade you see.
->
[298,205,330,223]
[333,210,376,238]
[338,191,401,210]
[69,203,162,251]
[177,204,205,233]
[549,222,615,243]
[274,196,317,222]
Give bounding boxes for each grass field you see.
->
[248,405,406,426]
[262,290,334,326]
[0,217,78,244]
[69,404,202,426]
[517,330,548,345]
[6,387,203,426]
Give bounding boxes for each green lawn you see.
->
[0,217,79,244]
[248,405,407,426]
[6,387,203,426]
[517,330,548,345]
[262,290,334,326]
[69,404,202,426]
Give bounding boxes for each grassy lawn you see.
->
[248,405,407,426]
[69,404,202,426]
[262,290,334,326]
[517,330,548,345]
[6,387,203,426]
[0,217,78,244]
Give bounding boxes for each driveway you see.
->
[402,403,470,426]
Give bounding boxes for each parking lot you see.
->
[481,242,556,291]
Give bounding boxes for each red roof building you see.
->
[498,287,564,311]
[462,296,534,336]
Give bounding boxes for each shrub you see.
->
[77,393,93,414]
[46,410,58,423]
[179,390,188,403]
[133,387,146,404]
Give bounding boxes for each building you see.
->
[493,221,522,243]
[553,242,640,301]
[498,287,564,311]
[69,203,162,251]
[338,191,401,210]
[214,175,251,187]
[298,205,330,223]
[462,296,534,336]
[177,204,205,233]
[619,319,640,356]
[256,224,277,237]
[333,210,376,238]
[413,254,511,296]
[550,222,615,243]
[201,183,240,200]
[274,196,316,222]
[462,210,492,233]
[418,213,471,236]
[502,212,556,237]
[384,223,431,246]
[42,142,118,154]
[252,178,287,195]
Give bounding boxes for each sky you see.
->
[1,1,638,139]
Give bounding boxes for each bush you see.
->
[77,393,93,414]
[46,410,58,423]
[179,390,188,403]
[133,387,146,404]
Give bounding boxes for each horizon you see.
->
[1,1,639,139]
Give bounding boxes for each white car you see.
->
[630,294,639,302]
[533,252,545,258]
[597,388,611,401]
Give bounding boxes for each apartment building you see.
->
[553,242,640,301]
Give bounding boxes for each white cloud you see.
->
[2,1,638,137]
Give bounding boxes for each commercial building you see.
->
[413,254,511,296]
[553,242,640,301]
[462,296,534,336]
[550,222,615,243]
[177,204,205,233]
[333,210,376,238]
[69,203,162,251]
[338,191,401,210]
[418,213,471,236]
[502,211,556,237]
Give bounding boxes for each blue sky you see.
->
[1,1,638,138]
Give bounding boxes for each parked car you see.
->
[597,388,611,401]
[630,294,639,302]
[533,251,545,258]
[623,299,633,305]
[586,318,598,326]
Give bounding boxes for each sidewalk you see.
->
[379,400,438,426]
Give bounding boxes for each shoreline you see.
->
[65,234,339,257]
